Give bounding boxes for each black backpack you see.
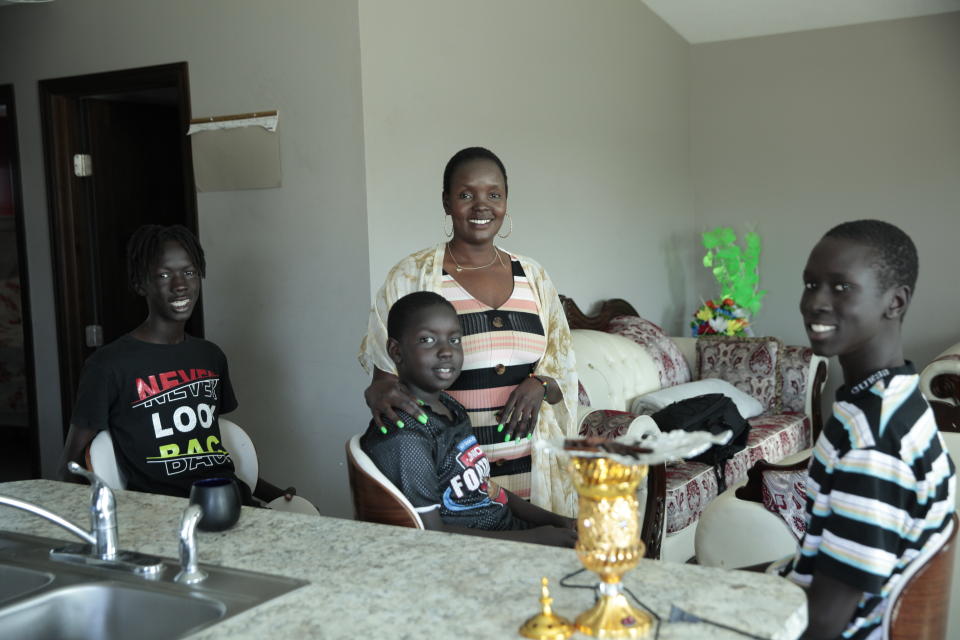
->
[650,393,750,492]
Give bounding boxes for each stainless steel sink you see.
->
[0,530,308,639]
[0,565,53,604]
[0,582,225,640]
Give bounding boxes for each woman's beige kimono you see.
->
[359,243,578,516]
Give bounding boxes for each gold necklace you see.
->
[447,242,504,272]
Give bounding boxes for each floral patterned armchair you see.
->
[561,296,828,562]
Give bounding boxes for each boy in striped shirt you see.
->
[791,219,955,639]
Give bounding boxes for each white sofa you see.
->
[561,297,828,563]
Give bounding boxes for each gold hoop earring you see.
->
[497,213,513,239]
[442,215,453,238]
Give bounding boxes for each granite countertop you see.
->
[0,480,806,639]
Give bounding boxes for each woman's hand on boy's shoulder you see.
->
[365,370,429,432]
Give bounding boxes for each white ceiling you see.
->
[3,1,958,39]
[642,0,960,43]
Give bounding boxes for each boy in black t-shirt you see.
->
[58,225,292,504]
[361,291,576,547]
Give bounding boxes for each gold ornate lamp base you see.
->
[574,579,651,638]
[570,454,652,639]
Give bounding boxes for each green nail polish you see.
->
[396,420,405,429]
[504,434,511,442]
[380,426,388,434]
[416,398,425,406]
[497,424,504,432]
[527,434,533,440]
[417,413,429,425]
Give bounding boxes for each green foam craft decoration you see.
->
[701,227,766,316]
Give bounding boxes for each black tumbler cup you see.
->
[189,477,241,531]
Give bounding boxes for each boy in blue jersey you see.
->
[361,291,576,547]
[790,220,955,639]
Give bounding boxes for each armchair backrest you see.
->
[920,341,960,429]
[919,343,960,640]
[345,434,424,529]
[218,418,259,492]
[86,430,125,490]
[570,330,660,412]
[671,337,698,376]
[882,514,957,640]
[86,418,259,494]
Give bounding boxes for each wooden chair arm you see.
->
[560,295,639,331]
[921,346,960,432]
[929,372,960,404]
[930,400,960,433]
[928,371,960,433]
[641,463,667,559]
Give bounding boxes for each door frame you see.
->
[38,62,199,435]
[0,83,39,475]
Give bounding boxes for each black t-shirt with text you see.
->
[71,334,239,497]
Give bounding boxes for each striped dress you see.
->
[440,256,546,499]
[360,243,579,514]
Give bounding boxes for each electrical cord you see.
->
[559,566,766,640]
[559,567,662,640]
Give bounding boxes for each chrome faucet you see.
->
[175,503,207,584]
[65,461,118,559]
[0,494,98,546]
[0,462,162,577]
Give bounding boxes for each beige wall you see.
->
[0,0,370,517]
[692,14,960,392]
[359,0,698,331]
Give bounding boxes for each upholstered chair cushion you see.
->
[697,336,784,413]
[780,345,817,414]
[666,413,810,534]
[760,466,808,541]
[570,330,660,410]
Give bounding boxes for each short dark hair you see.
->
[126,224,206,291]
[387,291,456,341]
[823,219,918,292]
[442,147,508,195]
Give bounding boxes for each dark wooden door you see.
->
[39,63,200,436]
[0,84,39,480]
[84,98,201,346]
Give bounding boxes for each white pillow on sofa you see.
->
[629,378,764,419]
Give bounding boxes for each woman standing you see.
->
[359,148,577,515]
